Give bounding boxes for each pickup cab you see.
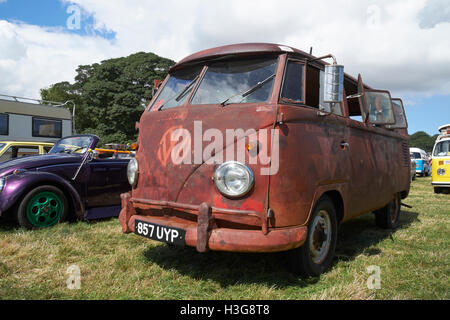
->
[119,43,410,276]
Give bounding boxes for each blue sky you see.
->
[0,0,115,39]
[0,0,449,136]
[405,95,450,136]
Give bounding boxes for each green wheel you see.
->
[17,185,68,229]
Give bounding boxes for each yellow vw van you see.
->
[432,124,450,193]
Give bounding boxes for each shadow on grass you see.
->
[0,216,18,232]
[143,245,317,289]
[333,210,419,263]
[143,210,419,288]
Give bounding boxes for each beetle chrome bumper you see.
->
[119,192,307,253]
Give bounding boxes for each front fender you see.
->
[0,171,84,218]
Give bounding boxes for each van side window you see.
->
[0,114,8,135]
[364,91,395,125]
[344,79,364,122]
[281,61,304,103]
[305,66,320,108]
[304,66,343,115]
[32,117,62,138]
[386,98,408,129]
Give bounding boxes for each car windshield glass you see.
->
[410,152,421,160]
[151,66,203,111]
[433,140,450,157]
[191,57,278,105]
[0,143,5,150]
[49,136,94,154]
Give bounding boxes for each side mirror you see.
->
[323,64,344,104]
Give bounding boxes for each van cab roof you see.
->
[410,147,427,153]
[171,43,369,89]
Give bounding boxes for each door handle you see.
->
[340,142,349,150]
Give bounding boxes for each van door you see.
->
[345,76,398,217]
[268,62,351,227]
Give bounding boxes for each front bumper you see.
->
[119,192,307,253]
[431,181,450,187]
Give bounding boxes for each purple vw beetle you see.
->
[0,134,132,229]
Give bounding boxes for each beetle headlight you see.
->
[437,168,446,176]
[214,161,254,198]
[127,158,139,187]
[0,177,4,192]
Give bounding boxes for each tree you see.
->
[409,131,439,153]
[41,52,175,145]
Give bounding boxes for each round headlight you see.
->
[437,168,446,176]
[214,161,254,198]
[127,158,139,187]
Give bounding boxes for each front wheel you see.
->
[289,196,337,277]
[17,185,69,229]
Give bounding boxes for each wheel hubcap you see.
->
[26,192,63,228]
[309,210,332,264]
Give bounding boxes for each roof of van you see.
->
[410,147,427,153]
[172,43,310,69]
[170,43,369,89]
[0,98,72,120]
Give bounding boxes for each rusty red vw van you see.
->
[119,43,410,276]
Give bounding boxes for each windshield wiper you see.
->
[220,74,276,106]
[160,75,199,110]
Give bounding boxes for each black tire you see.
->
[374,193,401,229]
[434,187,442,194]
[17,185,69,229]
[289,195,338,277]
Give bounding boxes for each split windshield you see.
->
[155,66,203,110]
[433,140,450,157]
[50,136,94,154]
[152,56,278,110]
[192,57,278,105]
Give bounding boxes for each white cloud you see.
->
[0,20,116,98]
[1,0,450,100]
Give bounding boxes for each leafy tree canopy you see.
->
[409,131,439,153]
[41,52,175,146]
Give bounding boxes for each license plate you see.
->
[135,219,186,246]
[445,160,450,165]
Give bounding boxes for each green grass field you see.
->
[1,177,448,300]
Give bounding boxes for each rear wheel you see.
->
[17,185,68,229]
[374,193,401,229]
[289,196,337,277]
